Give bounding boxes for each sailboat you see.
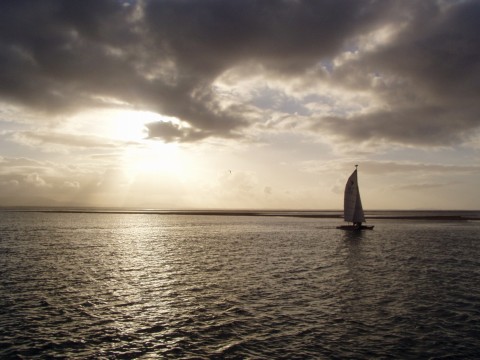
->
[337,165,374,230]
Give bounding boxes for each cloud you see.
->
[368,1,480,100]
[309,0,480,147]
[393,182,458,192]
[299,159,480,175]
[146,120,215,143]
[315,106,478,147]
[0,0,479,148]
[0,155,134,206]
[143,0,385,74]
[357,161,480,175]
[9,130,130,151]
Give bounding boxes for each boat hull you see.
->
[336,225,374,231]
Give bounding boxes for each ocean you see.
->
[1,210,479,359]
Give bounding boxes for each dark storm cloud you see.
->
[0,0,479,145]
[370,0,480,99]
[317,105,477,146]
[0,0,139,111]
[143,0,383,75]
[316,0,480,146]
[145,121,209,143]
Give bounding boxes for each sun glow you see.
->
[126,141,188,178]
[101,109,156,142]
[66,108,184,143]
[57,108,209,207]
[69,108,190,171]
[97,110,192,181]
[107,110,151,142]
[118,139,204,209]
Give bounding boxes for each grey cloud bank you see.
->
[0,0,479,146]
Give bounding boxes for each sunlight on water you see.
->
[1,212,479,358]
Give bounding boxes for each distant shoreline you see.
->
[1,208,479,221]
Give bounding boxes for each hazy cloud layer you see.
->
[0,0,479,146]
[0,155,134,206]
[9,130,133,151]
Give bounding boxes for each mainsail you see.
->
[343,168,366,223]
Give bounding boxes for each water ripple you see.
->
[1,213,480,358]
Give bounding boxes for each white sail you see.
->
[343,169,366,223]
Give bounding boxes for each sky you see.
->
[0,0,479,210]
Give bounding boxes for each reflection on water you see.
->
[1,212,479,358]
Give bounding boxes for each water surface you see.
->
[1,211,479,358]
